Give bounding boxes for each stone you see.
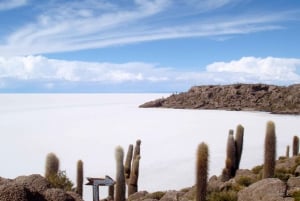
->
[15,174,51,193]
[238,178,287,201]
[160,190,185,201]
[294,165,300,176]
[128,190,149,201]
[0,183,28,201]
[287,176,300,196]
[43,188,74,201]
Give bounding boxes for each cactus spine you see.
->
[45,152,59,178]
[263,121,276,178]
[196,142,209,201]
[115,146,126,201]
[235,124,244,170]
[128,155,140,196]
[124,144,133,181]
[76,160,83,197]
[293,136,299,156]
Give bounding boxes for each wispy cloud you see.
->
[0,0,27,11]
[0,56,299,92]
[0,0,297,56]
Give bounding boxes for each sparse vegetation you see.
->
[207,190,238,201]
[47,170,74,191]
[236,176,256,187]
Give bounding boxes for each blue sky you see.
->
[0,0,300,92]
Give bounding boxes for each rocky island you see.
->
[139,83,300,114]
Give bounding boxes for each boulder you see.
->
[43,188,74,201]
[207,175,223,192]
[287,176,300,196]
[15,174,51,193]
[238,178,288,201]
[294,166,300,176]
[160,190,185,201]
[0,183,28,201]
[0,174,83,201]
[128,191,149,201]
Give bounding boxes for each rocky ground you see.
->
[1,157,300,201]
[127,156,300,201]
[0,174,83,201]
[139,84,300,114]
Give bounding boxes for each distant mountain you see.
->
[139,83,300,114]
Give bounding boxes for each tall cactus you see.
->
[124,144,133,181]
[286,145,290,158]
[293,136,299,156]
[115,146,126,201]
[235,124,244,170]
[76,160,83,197]
[263,121,276,178]
[227,130,236,177]
[45,152,59,178]
[195,142,209,201]
[128,155,140,196]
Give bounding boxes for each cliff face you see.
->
[139,84,300,114]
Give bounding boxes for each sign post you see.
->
[86,175,115,201]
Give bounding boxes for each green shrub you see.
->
[236,176,256,187]
[292,190,300,201]
[251,165,263,174]
[47,170,73,191]
[275,168,292,182]
[207,190,237,201]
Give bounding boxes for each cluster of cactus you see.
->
[114,139,142,201]
[44,153,83,197]
[263,121,276,178]
[221,125,244,181]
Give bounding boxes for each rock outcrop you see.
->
[0,174,83,201]
[139,84,300,114]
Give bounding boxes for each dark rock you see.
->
[0,174,83,201]
[14,174,51,193]
[0,183,28,201]
[139,84,300,114]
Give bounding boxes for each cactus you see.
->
[115,146,126,201]
[195,142,209,201]
[76,160,83,197]
[235,124,244,170]
[293,136,299,156]
[227,130,236,177]
[128,155,141,196]
[133,139,141,161]
[263,121,276,178]
[108,185,114,200]
[286,145,290,158]
[45,152,59,178]
[124,144,133,181]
